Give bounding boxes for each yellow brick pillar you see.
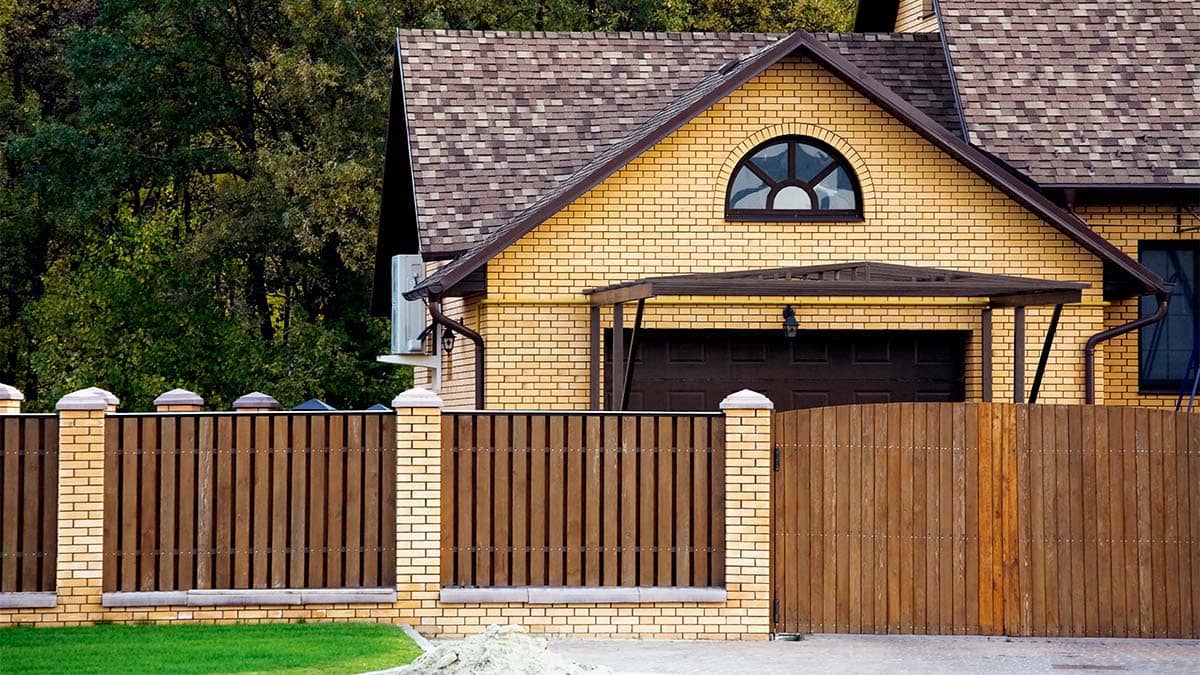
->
[719,388,774,639]
[54,389,111,624]
[0,383,23,414]
[392,387,444,634]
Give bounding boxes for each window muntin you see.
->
[726,137,862,221]
[1139,242,1200,393]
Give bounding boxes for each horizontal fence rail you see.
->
[772,402,1200,638]
[0,415,58,593]
[442,412,725,589]
[103,412,396,593]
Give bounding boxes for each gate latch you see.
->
[773,445,780,472]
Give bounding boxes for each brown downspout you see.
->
[1084,292,1169,404]
[429,299,486,409]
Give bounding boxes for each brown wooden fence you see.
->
[442,412,725,588]
[772,402,1200,638]
[103,411,396,592]
[0,415,58,593]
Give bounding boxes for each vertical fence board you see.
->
[566,416,582,587]
[693,417,711,590]
[306,416,327,588]
[195,418,214,589]
[620,416,638,586]
[601,415,619,587]
[675,416,693,589]
[474,415,492,587]
[547,416,565,586]
[270,416,290,588]
[1094,407,1112,636]
[529,416,546,586]
[584,416,601,587]
[102,419,119,594]
[233,416,251,588]
[157,417,178,591]
[657,417,674,587]
[1,419,18,592]
[511,415,528,587]
[253,413,272,586]
[326,415,345,589]
[493,415,511,588]
[177,417,196,591]
[638,417,655,586]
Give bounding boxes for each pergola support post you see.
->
[589,305,601,409]
[1028,303,1063,404]
[981,307,993,403]
[620,299,646,411]
[611,302,624,410]
[1013,306,1026,404]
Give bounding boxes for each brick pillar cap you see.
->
[0,383,24,401]
[154,388,204,406]
[81,386,120,406]
[56,389,109,411]
[719,389,774,410]
[392,387,444,409]
[233,391,280,410]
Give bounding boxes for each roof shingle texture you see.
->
[939,0,1200,186]
[398,30,959,257]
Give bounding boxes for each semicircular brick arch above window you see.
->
[725,136,864,222]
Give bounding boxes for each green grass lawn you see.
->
[0,622,422,674]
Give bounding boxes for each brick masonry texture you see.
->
[2,402,773,640]
[440,55,1116,410]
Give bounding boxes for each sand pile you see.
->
[386,624,609,675]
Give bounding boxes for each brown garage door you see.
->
[609,329,967,411]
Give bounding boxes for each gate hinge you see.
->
[772,599,780,624]
[773,445,780,472]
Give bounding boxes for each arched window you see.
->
[725,136,862,221]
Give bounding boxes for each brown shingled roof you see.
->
[938,0,1200,186]
[407,29,1164,301]
[397,30,960,258]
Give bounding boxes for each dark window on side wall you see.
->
[923,0,935,18]
[1139,242,1200,393]
[725,136,863,222]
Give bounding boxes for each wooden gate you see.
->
[771,402,1200,638]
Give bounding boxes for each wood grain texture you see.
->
[440,412,724,589]
[0,415,57,593]
[103,412,395,592]
[769,403,1200,638]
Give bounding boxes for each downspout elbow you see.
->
[1084,292,1169,404]
[429,300,486,409]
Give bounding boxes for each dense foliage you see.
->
[0,0,853,410]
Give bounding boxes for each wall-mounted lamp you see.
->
[782,305,799,339]
[441,325,457,354]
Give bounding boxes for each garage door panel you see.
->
[609,329,966,412]
[853,391,893,404]
[791,341,831,364]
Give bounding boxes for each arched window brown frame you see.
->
[724,136,864,222]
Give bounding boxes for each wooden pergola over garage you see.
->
[583,262,1088,410]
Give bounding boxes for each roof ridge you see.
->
[394,28,781,39]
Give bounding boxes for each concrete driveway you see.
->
[547,634,1200,674]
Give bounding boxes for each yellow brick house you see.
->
[371,1,1198,414]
